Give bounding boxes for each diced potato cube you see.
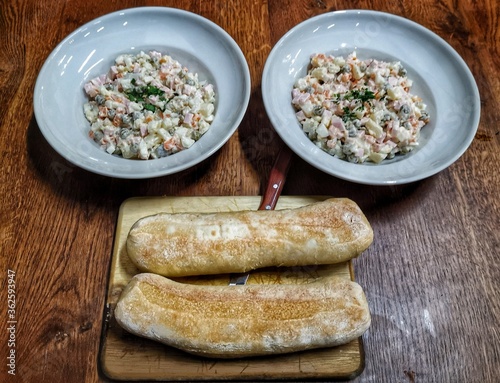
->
[199,102,214,117]
[334,56,346,66]
[310,67,328,81]
[387,86,403,100]
[198,120,210,134]
[365,119,384,138]
[294,78,308,90]
[181,135,195,148]
[157,128,172,141]
[83,103,98,122]
[138,140,149,159]
[368,152,387,163]
[301,103,315,117]
[316,124,329,138]
[396,128,412,143]
[374,72,385,86]
[352,64,363,80]
[302,119,318,134]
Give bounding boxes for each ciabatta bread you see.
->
[114,273,371,358]
[126,198,373,277]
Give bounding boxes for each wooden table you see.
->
[1,0,498,382]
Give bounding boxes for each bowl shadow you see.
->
[26,114,217,209]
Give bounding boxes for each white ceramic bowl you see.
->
[34,7,250,179]
[262,10,480,185]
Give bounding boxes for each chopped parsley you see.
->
[126,85,164,102]
[333,88,376,103]
[125,85,167,111]
[334,89,375,122]
[342,107,356,122]
[143,104,157,112]
[350,89,375,103]
[337,89,376,122]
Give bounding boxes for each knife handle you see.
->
[258,144,293,211]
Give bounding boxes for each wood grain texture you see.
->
[0,0,499,382]
[100,196,364,380]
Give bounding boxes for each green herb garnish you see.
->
[342,107,356,122]
[331,88,375,103]
[353,89,375,103]
[126,85,164,103]
[125,85,167,112]
[143,104,157,112]
[333,88,376,122]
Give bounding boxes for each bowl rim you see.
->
[261,9,481,185]
[33,6,251,179]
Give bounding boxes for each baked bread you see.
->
[114,272,371,358]
[126,198,373,277]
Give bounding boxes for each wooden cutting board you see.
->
[99,196,366,381]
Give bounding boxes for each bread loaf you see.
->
[126,198,373,277]
[114,273,371,358]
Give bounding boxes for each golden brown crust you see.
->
[114,273,371,358]
[126,198,373,277]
